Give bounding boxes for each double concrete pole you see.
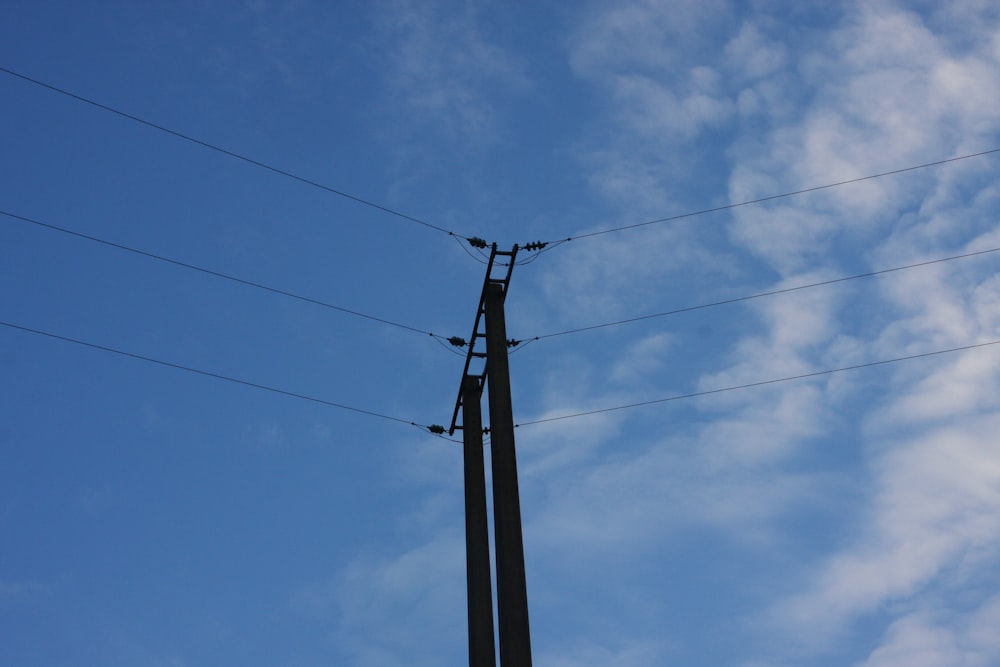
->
[484,281,532,667]
[462,280,532,667]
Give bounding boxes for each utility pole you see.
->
[450,244,533,667]
[484,279,532,667]
[462,374,496,667]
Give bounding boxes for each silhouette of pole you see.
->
[462,374,497,667]
[484,280,532,667]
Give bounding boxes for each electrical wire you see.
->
[0,319,442,433]
[523,246,1000,342]
[515,239,570,266]
[508,338,539,355]
[429,432,465,444]
[6,67,995,251]
[543,148,1000,244]
[515,339,1000,427]
[1,208,453,342]
[433,335,470,357]
[0,66,464,240]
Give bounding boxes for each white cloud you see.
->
[374,0,528,147]
[545,3,1000,665]
[293,533,466,667]
[524,377,837,564]
[860,594,1000,667]
[527,223,736,336]
[566,0,739,215]
[535,638,670,667]
[611,71,734,143]
[0,579,51,607]
[728,6,1000,654]
[316,3,1000,665]
[568,0,732,78]
[863,614,964,667]
[609,331,675,385]
[727,1,1000,272]
[765,407,1000,654]
[724,21,788,81]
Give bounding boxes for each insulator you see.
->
[468,237,488,249]
[448,336,467,347]
[428,424,446,434]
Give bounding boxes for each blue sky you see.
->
[3,1,1000,665]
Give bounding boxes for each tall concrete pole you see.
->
[462,374,497,667]
[484,280,532,667]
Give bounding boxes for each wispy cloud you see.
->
[725,4,1000,663]
[535,1,1000,664]
[373,0,529,148]
[860,595,1000,667]
[768,409,1000,651]
[566,0,739,214]
[0,579,51,607]
[300,2,1000,664]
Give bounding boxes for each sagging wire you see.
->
[530,148,1000,248]
[433,335,469,357]
[513,240,561,266]
[422,422,492,444]
[518,239,569,265]
[422,424,464,443]
[454,235,491,264]
[508,338,538,355]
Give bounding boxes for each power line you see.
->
[515,339,1000,427]
[0,319,441,433]
[546,148,1000,244]
[11,64,992,255]
[0,66,464,240]
[6,67,995,251]
[521,246,1000,343]
[1,208,454,342]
